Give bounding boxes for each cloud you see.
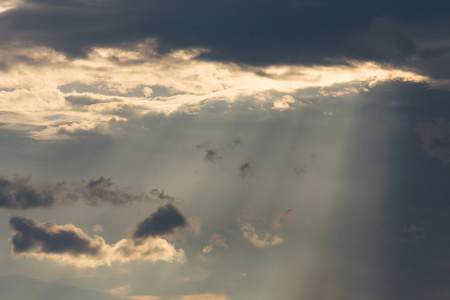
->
[0,40,432,139]
[9,215,186,268]
[108,284,133,297]
[228,137,241,149]
[0,175,64,209]
[294,165,306,176]
[383,222,427,244]
[179,294,228,300]
[239,210,292,248]
[126,294,227,300]
[150,189,175,202]
[0,174,171,210]
[396,224,426,243]
[416,119,450,163]
[202,233,228,254]
[112,237,185,264]
[240,222,283,248]
[1,0,449,82]
[92,225,103,233]
[9,215,107,266]
[239,158,252,178]
[204,149,221,162]
[68,176,157,206]
[272,209,293,230]
[127,296,160,300]
[272,95,296,110]
[132,204,188,239]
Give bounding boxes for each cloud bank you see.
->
[9,213,186,268]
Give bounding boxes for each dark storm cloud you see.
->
[9,215,103,256]
[416,119,450,163]
[133,204,188,239]
[0,176,64,209]
[1,0,450,78]
[0,174,170,209]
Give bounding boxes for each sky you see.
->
[0,0,450,299]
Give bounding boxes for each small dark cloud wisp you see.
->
[70,176,155,206]
[204,149,220,162]
[240,158,252,177]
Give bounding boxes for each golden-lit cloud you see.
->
[125,293,227,300]
[112,237,185,264]
[127,296,160,300]
[0,40,432,139]
[179,294,228,300]
[239,210,293,248]
[202,233,228,254]
[240,222,283,248]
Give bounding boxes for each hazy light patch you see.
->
[109,284,133,297]
[0,0,22,13]
[93,225,103,233]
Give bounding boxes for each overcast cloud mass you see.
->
[0,1,450,299]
